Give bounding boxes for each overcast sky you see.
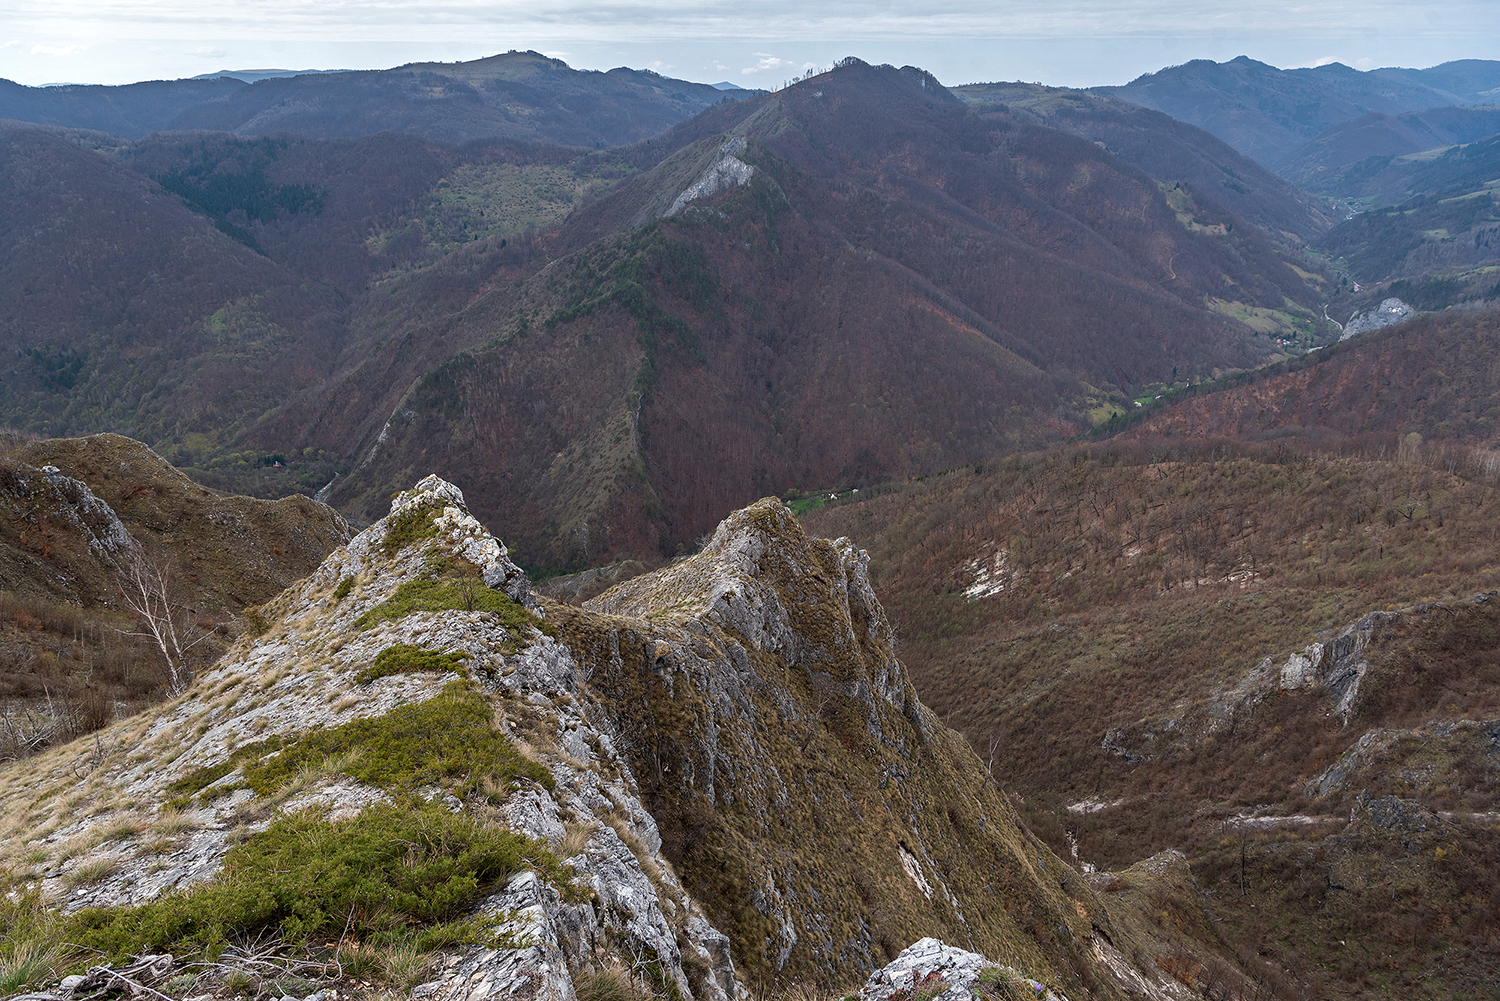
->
[2,0,1495,89]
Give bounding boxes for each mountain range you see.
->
[3,44,1500,1001]
[0,51,753,147]
[1,58,1335,569]
[1097,55,1500,169]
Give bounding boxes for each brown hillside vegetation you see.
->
[1112,307,1500,448]
[309,61,1332,566]
[0,127,347,453]
[803,438,1500,999]
[3,60,1332,568]
[951,82,1336,241]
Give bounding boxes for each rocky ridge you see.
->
[0,475,1238,1000]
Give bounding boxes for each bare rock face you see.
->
[3,432,351,609]
[564,499,1114,988]
[1102,605,1405,764]
[0,479,1179,1001]
[0,453,133,603]
[665,136,754,217]
[1341,297,1415,339]
[2,475,736,1001]
[858,939,1065,1001]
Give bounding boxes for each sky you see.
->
[1,0,1496,89]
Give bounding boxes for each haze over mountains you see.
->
[1097,55,1500,169]
[0,50,752,146]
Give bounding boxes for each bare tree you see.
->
[117,544,208,695]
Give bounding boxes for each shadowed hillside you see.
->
[1280,105,1500,197]
[0,77,241,138]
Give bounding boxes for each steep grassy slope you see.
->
[0,477,1259,1000]
[0,433,348,757]
[6,434,348,610]
[801,440,1500,999]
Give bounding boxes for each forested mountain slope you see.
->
[3,60,1331,569]
[951,81,1335,241]
[306,60,1331,565]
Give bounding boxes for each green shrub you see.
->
[381,502,443,558]
[242,681,554,795]
[244,606,270,636]
[62,800,566,960]
[356,644,468,685]
[354,575,554,638]
[332,576,355,603]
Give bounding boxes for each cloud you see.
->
[31,43,81,56]
[188,44,226,58]
[742,53,792,75]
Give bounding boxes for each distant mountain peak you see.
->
[191,68,347,83]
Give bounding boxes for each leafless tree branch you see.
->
[116,544,209,695]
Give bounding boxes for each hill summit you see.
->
[0,475,1251,1000]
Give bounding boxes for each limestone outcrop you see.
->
[1102,603,1414,764]
[1341,297,1415,339]
[665,137,755,217]
[0,476,1204,1000]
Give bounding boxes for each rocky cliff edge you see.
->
[0,476,1220,1001]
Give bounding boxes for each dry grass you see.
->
[557,820,596,858]
[152,807,194,836]
[63,856,120,889]
[575,962,654,1001]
